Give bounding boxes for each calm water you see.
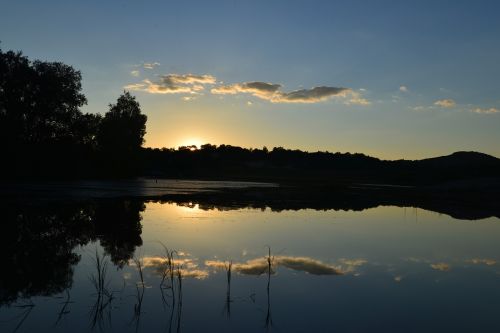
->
[1,199,500,332]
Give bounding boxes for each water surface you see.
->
[1,199,499,332]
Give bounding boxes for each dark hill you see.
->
[405,151,500,185]
[418,151,500,167]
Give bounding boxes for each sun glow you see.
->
[177,137,204,150]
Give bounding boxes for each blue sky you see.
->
[1,0,499,159]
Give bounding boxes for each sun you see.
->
[177,137,204,150]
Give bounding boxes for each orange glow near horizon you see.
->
[176,137,204,149]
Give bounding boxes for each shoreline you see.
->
[1,178,499,220]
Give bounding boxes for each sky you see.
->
[1,0,500,159]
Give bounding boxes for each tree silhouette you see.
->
[98,91,146,153]
[0,46,99,178]
[0,47,87,146]
[97,91,147,176]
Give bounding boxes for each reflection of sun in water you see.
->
[177,203,202,215]
[178,137,204,150]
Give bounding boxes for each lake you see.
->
[1,195,500,332]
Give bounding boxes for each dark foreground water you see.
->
[1,198,500,333]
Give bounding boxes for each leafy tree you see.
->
[0,46,150,178]
[0,47,87,145]
[98,91,147,153]
[97,92,147,176]
[71,113,102,147]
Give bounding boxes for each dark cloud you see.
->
[212,81,368,104]
[276,86,349,103]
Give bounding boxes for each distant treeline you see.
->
[2,46,499,184]
[141,145,500,185]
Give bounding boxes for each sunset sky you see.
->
[1,0,499,159]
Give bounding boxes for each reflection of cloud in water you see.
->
[278,257,343,275]
[133,254,367,280]
[431,263,451,272]
[206,258,270,275]
[467,258,496,266]
[339,258,368,268]
[138,256,209,280]
[206,256,367,276]
[407,257,423,263]
[177,269,209,279]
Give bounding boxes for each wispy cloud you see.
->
[338,258,368,267]
[166,74,216,85]
[412,102,500,115]
[466,258,497,265]
[130,70,140,77]
[143,62,160,69]
[472,107,500,114]
[430,262,451,271]
[434,99,456,108]
[125,73,216,94]
[399,85,408,92]
[344,91,371,106]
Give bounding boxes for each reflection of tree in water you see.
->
[93,200,144,268]
[0,199,144,305]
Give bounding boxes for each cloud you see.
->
[139,256,209,280]
[211,81,367,104]
[430,263,451,271]
[472,107,500,114]
[344,91,371,106]
[143,62,160,69]
[165,74,216,85]
[211,81,282,100]
[206,255,358,276]
[126,74,369,105]
[133,253,367,281]
[123,82,148,91]
[125,73,216,95]
[277,256,344,275]
[338,258,368,267]
[399,86,408,92]
[434,99,456,108]
[467,258,496,266]
[206,258,270,275]
[277,86,351,104]
[130,70,140,77]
